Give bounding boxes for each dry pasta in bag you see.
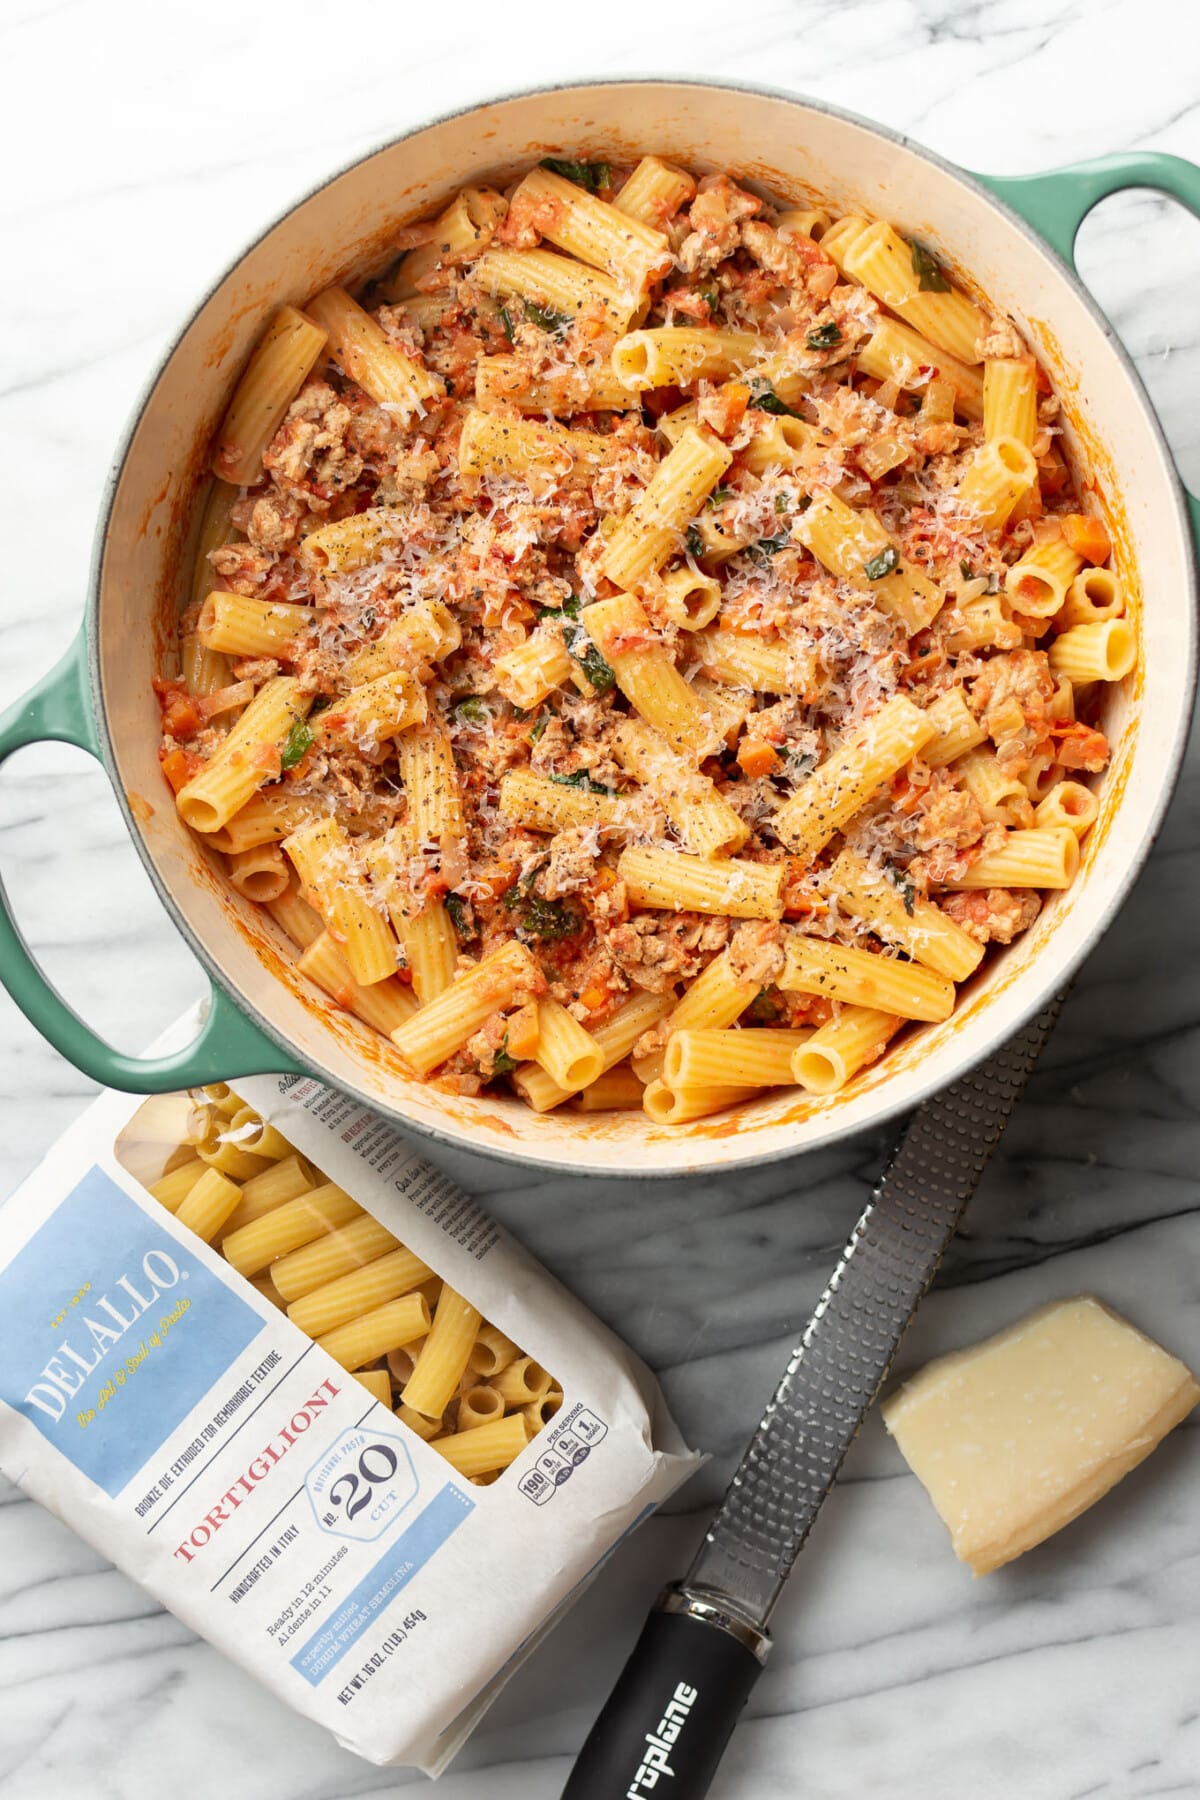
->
[0,1034,697,1774]
[133,1086,562,1479]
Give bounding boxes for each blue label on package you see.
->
[290,1483,475,1685]
[0,1166,263,1498]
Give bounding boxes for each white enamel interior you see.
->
[94,81,1196,1175]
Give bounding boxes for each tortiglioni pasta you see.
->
[158,154,1132,1117]
[122,1087,561,1482]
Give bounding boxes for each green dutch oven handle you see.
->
[973,150,1200,544]
[0,627,300,1091]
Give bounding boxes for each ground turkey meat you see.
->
[725,919,786,988]
[234,488,310,554]
[914,781,990,852]
[290,743,405,836]
[263,381,364,500]
[230,655,280,684]
[604,912,730,993]
[677,175,763,276]
[465,1010,510,1080]
[976,319,1025,361]
[529,704,624,790]
[539,826,601,899]
[741,220,838,298]
[1050,720,1110,773]
[970,648,1056,773]
[209,542,290,598]
[940,888,1041,945]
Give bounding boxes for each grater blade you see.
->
[683,997,1065,1628]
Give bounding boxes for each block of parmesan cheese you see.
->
[882,1295,1200,1575]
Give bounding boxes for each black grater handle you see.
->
[561,1591,767,1800]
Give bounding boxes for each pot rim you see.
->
[85,74,1199,1179]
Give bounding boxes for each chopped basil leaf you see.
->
[864,545,899,580]
[805,320,844,350]
[444,892,477,942]
[959,561,998,593]
[787,749,816,779]
[572,638,616,694]
[748,376,803,419]
[746,988,784,1024]
[529,711,550,743]
[453,695,488,725]
[887,867,917,915]
[536,593,582,624]
[522,894,579,939]
[550,769,617,796]
[685,523,705,557]
[491,1042,518,1076]
[540,157,612,193]
[524,298,570,335]
[699,285,719,310]
[499,303,516,344]
[909,239,952,293]
[750,531,790,562]
[775,493,789,513]
[280,719,314,770]
[308,694,332,717]
[537,597,612,692]
[502,882,579,941]
[706,485,732,509]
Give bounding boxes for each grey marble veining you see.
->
[2,2,1199,1794]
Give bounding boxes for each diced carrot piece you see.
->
[1061,512,1111,565]
[487,860,519,898]
[703,381,749,436]
[161,694,202,737]
[737,738,780,779]
[782,860,829,920]
[506,1001,540,1061]
[890,773,923,816]
[159,746,203,792]
[579,983,608,1014]
[1049,720,1109,771]
[153,677,203,739]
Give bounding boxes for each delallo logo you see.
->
[24,1250,183,1422]
[625,1681,698,1797]
[0,1165,262,1496]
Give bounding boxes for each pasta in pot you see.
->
[156,153,1132,1122]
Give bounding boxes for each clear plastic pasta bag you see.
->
[0,1015,698,1773]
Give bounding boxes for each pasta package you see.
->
[0,1026,697,1776]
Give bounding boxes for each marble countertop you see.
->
[2,2,1198,1794]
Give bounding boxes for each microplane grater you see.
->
[563,996,1064,1800]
